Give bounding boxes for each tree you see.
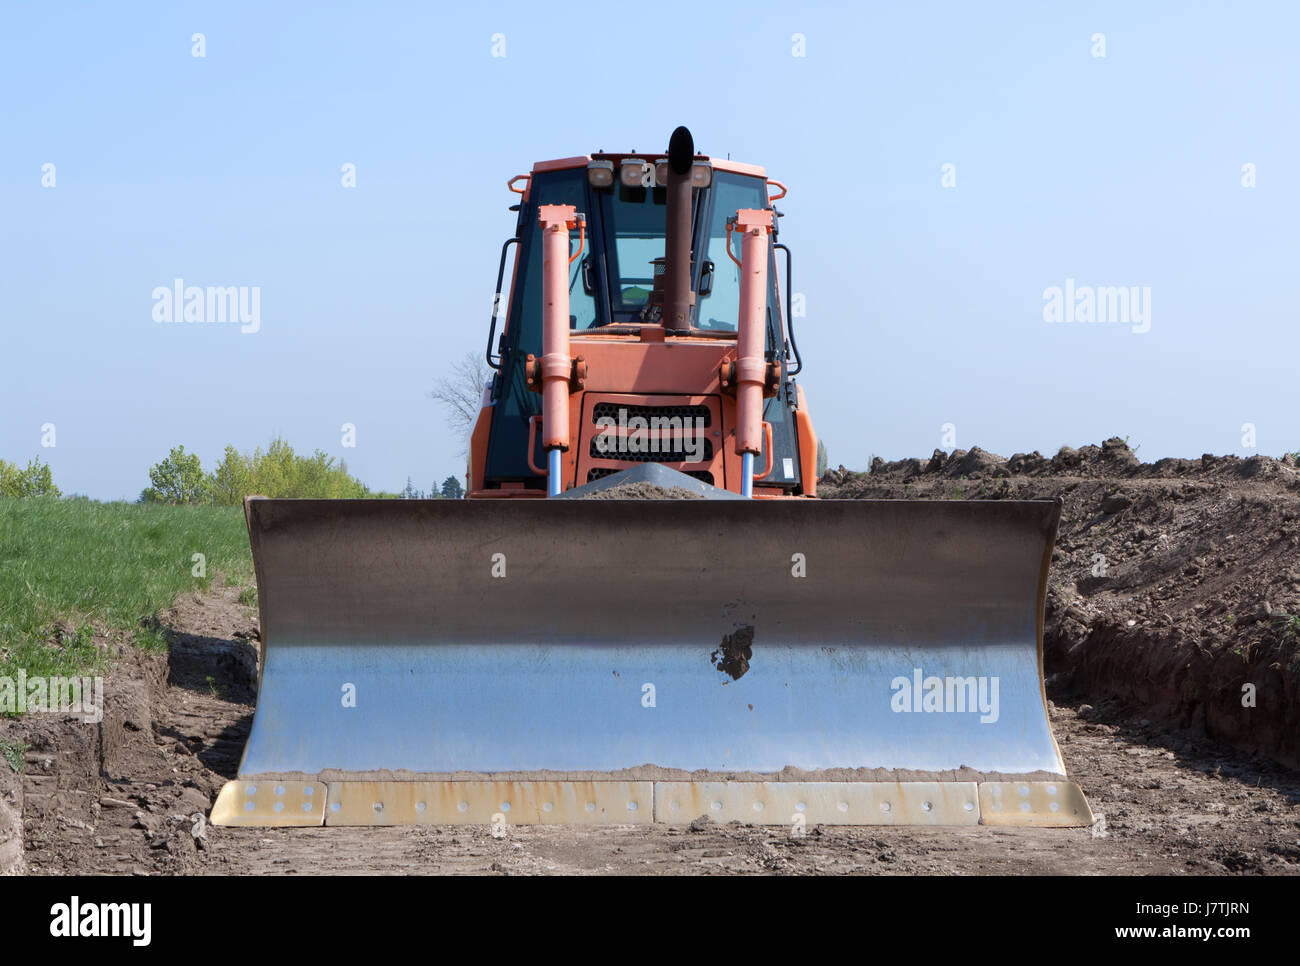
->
[0,456,61,498]
[440,475,465,500]
[143,445,210,504]
[428,352,490,456]
[209,445,251,506]
[208,437,370,504]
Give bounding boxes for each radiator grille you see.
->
[591,403,712,428]
[589,437,714,463]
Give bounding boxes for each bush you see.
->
[209,437,371,504]
[142,445,211,504]
[140,437,383,505]
[0,456,61,499]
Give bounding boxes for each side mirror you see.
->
[698,258,715,297]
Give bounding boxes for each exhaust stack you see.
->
[662,126,694,332]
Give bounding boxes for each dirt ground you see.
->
[821,438,1300,768]
[4,439,1299,875]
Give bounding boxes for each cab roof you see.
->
[530,154,766,178]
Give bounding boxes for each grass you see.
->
[0,499,253,683]
[133,623,170,654]
[1,737,28,773]
[1273,614,1300,643]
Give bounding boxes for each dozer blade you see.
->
[212,496,1092,828]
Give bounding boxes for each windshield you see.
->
[512,169,600,336]
[598,183,680,323]
[517,167,777,335]
[694,172,768,332]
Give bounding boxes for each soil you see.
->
[580,482,704,499]
[821,438,1300,770]
[711,625,754,681]
[3,439,1298,875]
[3,585,259,876]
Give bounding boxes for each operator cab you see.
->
[493,155,791,339]
[582,155,769,332]
[478,149,807,493]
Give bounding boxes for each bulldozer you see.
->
[213,128,1092,829]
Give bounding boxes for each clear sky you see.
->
[3,2,1296,500]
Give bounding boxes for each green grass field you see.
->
[0,499,254,682]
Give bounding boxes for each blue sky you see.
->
[2,2,1296,500]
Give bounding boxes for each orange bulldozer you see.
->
[214,128,1091,831]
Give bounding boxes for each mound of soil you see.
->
[2,584,259,875]
[579,482,704,500]
[0,757,21,875]
[821,438,1300,768]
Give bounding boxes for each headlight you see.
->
[620,158,649,187]
[587,159,614,188]
[655,159,712,187]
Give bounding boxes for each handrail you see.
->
[485,237,518,371]
[568,215,586,265]
[752,422,775,480]
[773,243,802,376]
[724,218,742,268]
[526,415,545,475]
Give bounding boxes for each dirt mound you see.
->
[822,438,1300,768]
[853,437,1296,485]
[0,758,21,875]
[4,583,259,875]
[579,482,705,500]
